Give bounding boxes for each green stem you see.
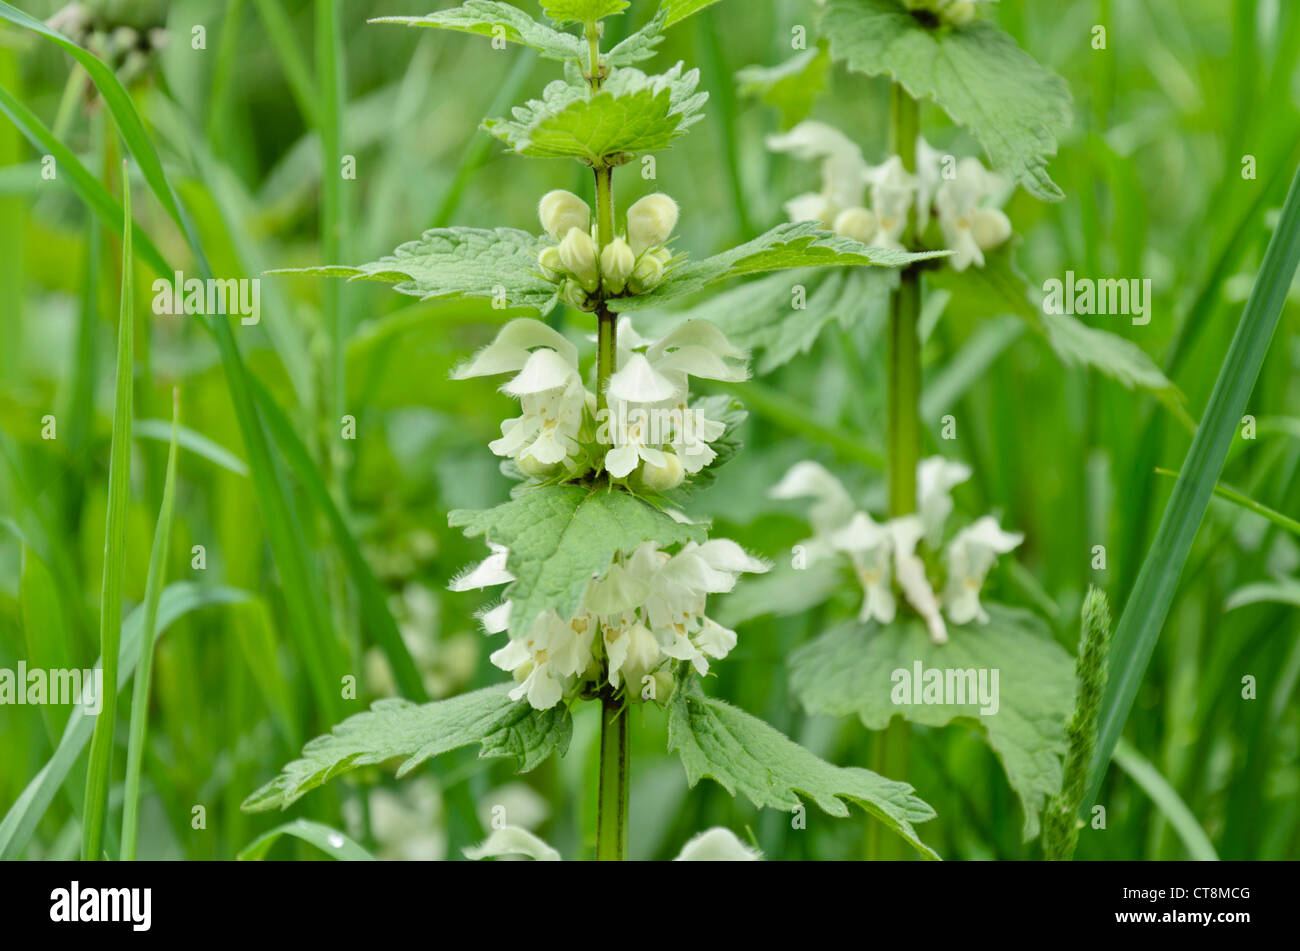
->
[872,83,922,862]
[596,692,629,860]
[594,163,616,413]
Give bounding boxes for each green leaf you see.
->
[928,247,1188,425]
[1086,164,1300,808]
[540,0,628,25]
[238,819,376,861]
[611,221,941,312]
[605,9,669,66]
[371,2,584,61]
[788,605,1075,840]
[639,267,894,373]
[270,227,559,314]
[450,484,706,638]
[241,685,572,812]
[483,63,706,164]
[1225,578,1300,612]
[1153,467,1300,538]
[821,0,1072,201]
[120,392,181,861]
[81,165,134,863]
[135,418,249,477]
[0,584,250,860]
[736,44,832,129]
[1112,740,1217,861]
[660,0,724,27]
[667,679,940,859]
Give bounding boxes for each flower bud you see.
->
[627,193,679,255]
[538,190,591,241]
[558,227,600,293]
[537,245,563,282]
[518,451,558,478]
[971,208,1012,250]
[944,1,976,26]
[560,278,591,311]
[599,237,635,295]
[833,207,878,244]
[627,253,665,295]
[640,451,685,491]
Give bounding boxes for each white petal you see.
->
[463,825,562,861]
[607,351,678,403]
[673,827,761,861]
[451,319,577,379]
[503,348,579,396]
[449,545,514,591]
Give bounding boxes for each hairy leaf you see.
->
[660,0,724,27]
[484,63,706,164]
[269,226,558,313]
[450,484,706,637]
[371,2,584,61]
[541,0,628,24]
[612,222,940,311]
[822,0,1071,201]
[242,685,571,812]
[788,605,1075,840]
[668,679,940,858]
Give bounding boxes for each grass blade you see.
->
[1113,739,1217,861]
[135,418,249,477]
[1086,163,1300,807]
[120,390,181,860]
[80,161,132,862]
[238,819,375,861]
[0,585,251,860]
[1153,467,1300,537]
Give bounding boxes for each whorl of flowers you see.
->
[766,121,1013,271]
[448,193,768,711]
[771,457,1022,644]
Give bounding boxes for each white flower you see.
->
[607,320,749,405]
[603,400,670,478]
[917,456,972,547]
[770,461,858,564]
[538,189,591,241]
[673,827,761,861]
[890,516,949,645]
[364,778,446,861]
[465,824,759,860]
[463,825,562,861]
[864,155,917,250]
[766,120,871,225]
[830,511,897,623]
[449,542,514,592]
[491,610,596,710]
[452,319,589,473]
[934,157,1012,271]
[942,515,1023,624]
[604,619,660,689]
[626,193,679,255]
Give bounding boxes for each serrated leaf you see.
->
[667,679,939,859]
[242,685,571,812]
[612,222,941,312]
[640,267,895,373]
[822,0,1072,201]
[540,0,628,25]
[928,247,1188,425]
[605,9,668,65]
[449,484,707,637]
[788,604,1075,840]
[484,63,706,164]
[736,44,832,129]
[269,227,558,314]
[371,2,584,62]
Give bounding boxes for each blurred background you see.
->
[0,0,1297,860]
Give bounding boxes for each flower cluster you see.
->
[452,538,768,710]
[772,457,1022,644]
[766,120,1013,271]
[536,190,678,311]
[452,315,747,489]
[902,0,997,27]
